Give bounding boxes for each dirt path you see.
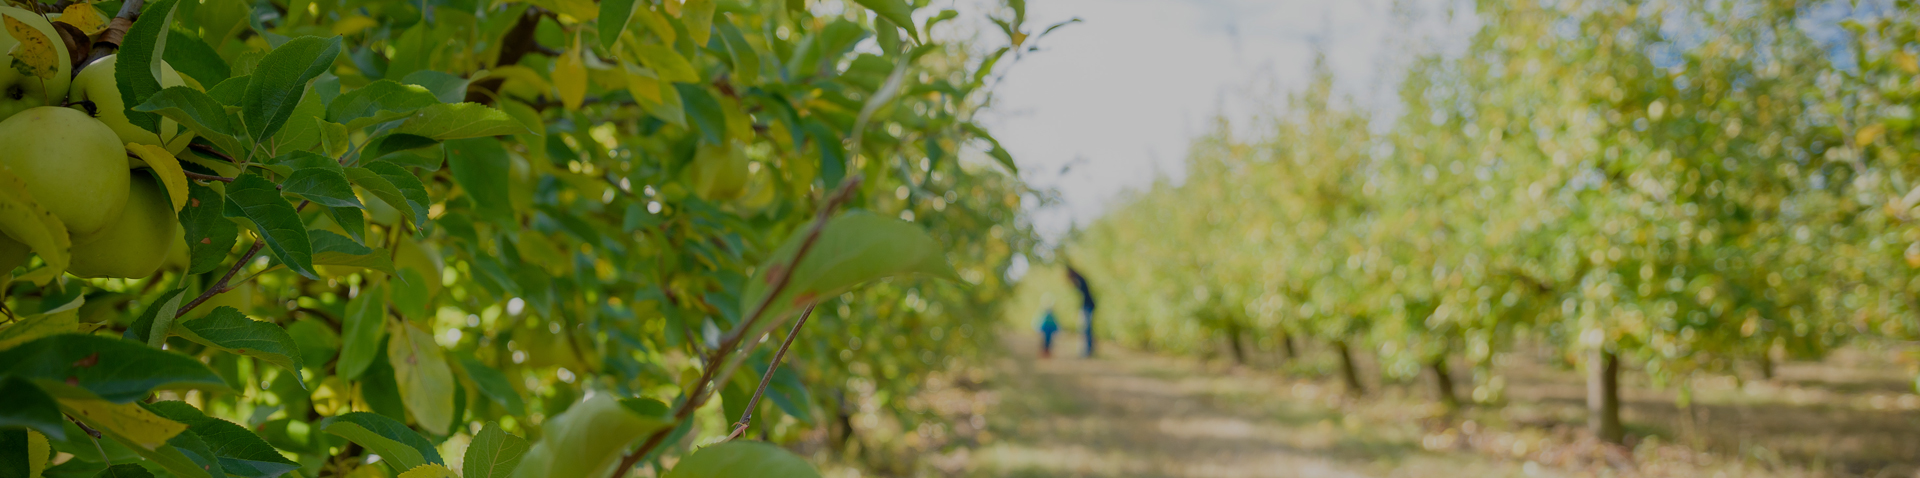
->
[949,335,1536,478]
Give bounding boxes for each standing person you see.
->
[1066,264,1097,357]
[1037,301,1060,358]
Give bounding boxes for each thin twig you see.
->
[727,304,816,441]
[79,0,144,73]
[190,143,238,163]
[174,240,262,318]
[182,171,234,183]
[608,176,863,478]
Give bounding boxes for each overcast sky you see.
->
[970,0,1472,242]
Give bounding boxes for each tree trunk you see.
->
[1279,330,1297,360]
[1757,350,1775,381]
[1227,325,1247,365]
[1334,340,1365,396]
[1586,349,1624,444]
[1428,358,1460,409]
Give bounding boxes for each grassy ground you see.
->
[819,334,1920,477]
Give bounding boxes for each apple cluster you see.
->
[0,6,197,279]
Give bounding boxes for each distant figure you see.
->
[1037,305,1060,358]
[1066,264,1096,357]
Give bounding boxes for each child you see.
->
[1038,306,1061,359]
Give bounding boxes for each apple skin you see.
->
[0,6,72,122]
[69,55,196,157]
[0,107,130,239]
[68,170,178,279]
[685,141,749,201]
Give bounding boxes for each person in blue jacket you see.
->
[1037,303,1060,358]
[1066,264,1096,357]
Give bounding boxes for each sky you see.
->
[971,0,1472,242]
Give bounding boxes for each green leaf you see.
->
[597,0,637,49]
[269,85,326,153]
[455,355,524,416]
[121,288,187,346]
[0,310,77,351]
[311,230,396,275]
[662,441,821,478]
[445,138,514,225]
[360,134,442,166]
[715,17,759,84]
[92,464,157,478]
[133,86,245,158]
[400,70,470,104]
[115,0,181,136]
[280,155,363,208]
[142,401,299,478]
[0,334,226,403]
[391,103,529,140]
[850,0,917,42]
[682,0,715,47]
[631,43,699,83]
[173,307,307,389]
[675,83,725,145]
[462,422,528,478]
[319,412,442,473]
[337,285,387,379]
[0,376,66,441]
[164,27,231,86]
[359,163,431,229]
[208,74,248,105]
[803,120,845,187]
[961,123,1017,173]
[387,321,454,436]
[223,173,319,279]
[326,80,440,130]
[242,36,342,141]
[741,211,959,330]
[509,394,667,478]
[178,183,238,275]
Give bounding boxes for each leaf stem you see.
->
[726,304,816,441]
[607,175,863,478]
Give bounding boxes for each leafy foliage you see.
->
[0,0,1055,475]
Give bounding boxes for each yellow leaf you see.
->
[397,464,459,478]
[662,0,681,17]
[627,42,698,83]
[388,321,455,436]
[330,15,381,36]
[681,0,713,47]
[555,40,587,110]
[624,68,661,104]
[0,309,77,350]
[0,166,70,276]
[344,465,388,478]
[27,429,48,478]
[4,13,59,81]
[483,65,553,97]
[1857,123,1887,147]
[59,398,188,450]
[127,144,189,213]
[632,7,674,46]
[55,4,107,35]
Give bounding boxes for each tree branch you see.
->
[80,0,144,74]
[465,7,549,104]
[174,240,263,318]
[182,171,234,183]
[727,304,816,441]
[608,176,864,478]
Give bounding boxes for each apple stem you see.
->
[76,0,143,75]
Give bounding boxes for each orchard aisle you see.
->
[947,336,1538,478]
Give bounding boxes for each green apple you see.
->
[394,236,443,298]
[0,107,130,238]
[68,170,178,279]
[0,6,72,122]
[69,54,196,157]
[685,141,749,201]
